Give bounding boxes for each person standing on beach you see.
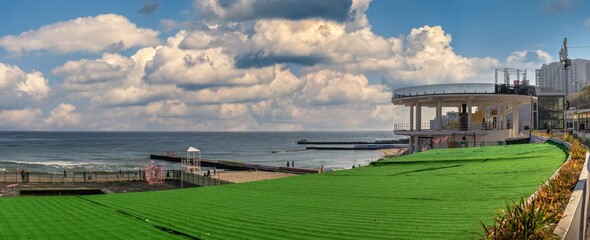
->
[291,161,295,168]
[63,169,67,178]
[287,161,290,167]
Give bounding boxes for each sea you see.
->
[0,131,402,173]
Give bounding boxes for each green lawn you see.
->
[0,143,567,239]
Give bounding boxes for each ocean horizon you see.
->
[0,131,402,173]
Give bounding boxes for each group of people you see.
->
[205,167,217,177]
[286,161,295,168]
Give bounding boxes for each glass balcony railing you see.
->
[392,83,536,100]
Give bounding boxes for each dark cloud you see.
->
[104,41,125,53]
[201,0,353,22]
[542,0,582,14]
[234,51,325,68]
[138,1,160,14]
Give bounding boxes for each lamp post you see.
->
[560,37,571,131]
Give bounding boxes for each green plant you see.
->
[482,198,558,239]
[483,137,587,238]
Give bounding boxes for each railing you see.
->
[391,83,536,100]
[180,172,232,186]
[394,123,431,131]
[394,123,516,132]
[0,170,231,187]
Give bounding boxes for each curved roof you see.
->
[392,83,536,107]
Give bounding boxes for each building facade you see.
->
[392,82,536,153]
[537,94,565,130]
[536,59,590,94]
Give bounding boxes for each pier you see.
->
[306,144,409,150]
[149,155,319,174]
[297,139,408,145]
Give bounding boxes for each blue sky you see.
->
[0,0,588,131]
[367,0,590,59]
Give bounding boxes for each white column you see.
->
[436,99,442,131]
[467,98,472,131]
[495,102,502,130]
[501,105,507,130]
[416,103,422,131]
[409,104,414,131]
[481,105,487,130]
[414,136,421,153]
[408,136,414,153]
[513,102,520,137]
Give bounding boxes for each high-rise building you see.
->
[536,59,590,95]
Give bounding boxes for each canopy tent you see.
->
[187,147,200,153]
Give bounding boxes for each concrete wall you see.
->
[553,132,589,240]
[478,129,511,142]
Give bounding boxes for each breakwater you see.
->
[149,155,318,174]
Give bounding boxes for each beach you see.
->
[214,170,298,183]
[379,148,406,158]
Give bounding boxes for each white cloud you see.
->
[53,53,134,90]
[0,14,160,54]
[43,103,82,129]
[0,108,42,129]
[185,66,303,104]
[382,25,500,87]
[45,22,523,131]
[52,47,168,106]
[235,18,396,69]
[346,0,372,31]
[301,70,389,105]
[0,63,51,107]
[15,71,51,100]
[500,49,552,85]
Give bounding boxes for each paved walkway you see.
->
[0,180,196,196]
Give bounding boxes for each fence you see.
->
[0,170,230,187]
[180,171,232,186]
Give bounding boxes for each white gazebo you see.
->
[183,147,201,173]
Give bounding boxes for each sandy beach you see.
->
[213,171,298,183]
[379,148,407,158]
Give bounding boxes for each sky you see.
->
[0,0,589,131]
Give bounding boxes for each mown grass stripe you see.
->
[0,143,567,239]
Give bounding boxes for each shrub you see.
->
[482,198,558,239]
[482,137,586,239]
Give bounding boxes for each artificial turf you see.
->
[0,143,567,239]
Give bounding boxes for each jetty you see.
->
[306,144,409,150]
[297,138,408,145]
[149,155,318,174]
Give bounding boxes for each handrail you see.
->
[391,83,536,100]
[0,170,231,187]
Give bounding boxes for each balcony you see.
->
[392,83,536,101]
